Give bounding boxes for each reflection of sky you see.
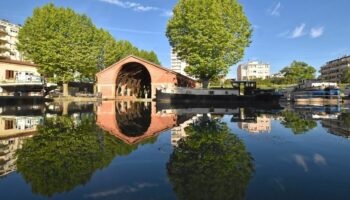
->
[1,109,350,199]
[226,116,350,200]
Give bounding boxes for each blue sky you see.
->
[1,0,350,78]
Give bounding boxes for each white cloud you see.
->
[268,2,282,16]
[162,10,173,17]
[99,0,158,12]
[313,153,327,166]
[294,154,309,172]
[85,183,158,198]
[310,26,324,38]
[291,23,306,38]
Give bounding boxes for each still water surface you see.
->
[0,101,350,200]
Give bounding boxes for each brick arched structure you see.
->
[96,55,196,99]
[96,101,179,144]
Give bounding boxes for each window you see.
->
[4,120,14,130]
[5,70,14,79]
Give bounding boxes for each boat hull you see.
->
[156,90,282,104]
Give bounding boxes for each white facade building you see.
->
[0,19,23,61]
[171,48,190,77]
[237,61,270,81]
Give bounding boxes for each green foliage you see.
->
[166,0,252,87]
[18,4,161,83]
[135,49,161,65]
[16,115,152,197]
[341,68,350,83]
[167,115,254,200]
[18,4,99,82]
[281,111,317,134]
[280,61,316,84]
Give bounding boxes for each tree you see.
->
[280,111,317,134]
[135,49,161,65]
[341,68,350,83]
[18,4,162,96]
[18,4,100,96]
[167,116,254,200]
[280,61,316,84]
[16,115,155,197]
[166,0,252,88]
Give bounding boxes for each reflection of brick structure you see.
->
[238,115,272,133]
[96,56,196,99]
[96,101,180,144]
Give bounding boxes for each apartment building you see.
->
[320,55,350,82]
[0,59,39,82]
[237,61,270,81]
[0,19,23,61]
[171,48,191,78]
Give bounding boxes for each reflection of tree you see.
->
[167,116,254,200]
[281,111,317,134]
[16,116,154,197]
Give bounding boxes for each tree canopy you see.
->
[16,115,155,197]
[280,111,317,134]
[341,68,350,83]
[166,0,252,87]
[167,115,254,200]
[280,61,316,84]
[18,3,160,83]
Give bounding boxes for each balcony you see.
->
[0,27,8,36]
[0,45,10,53]
[0,38,7,45]
[0,54,10,60]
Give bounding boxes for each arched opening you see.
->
[115,101,151,137]
[116,62,151,99]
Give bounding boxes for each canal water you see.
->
[0,101,350,200]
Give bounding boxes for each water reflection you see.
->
[96,101,193,144]
[1,101,350,199]
[322,113,350,139]
[167,114,254,200]
[16,114,152,197]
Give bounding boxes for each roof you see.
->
[0,59,37,67]
[96,55,197,82]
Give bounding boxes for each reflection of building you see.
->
[238,115,272,133]
[321,114,350,139]
[0,19,23,61]
[0,135,33,177]
[0,116,42,138]
[171,115,200,146]
[0,115,41,177]
[237,61,270,81]
[96,101,192,144]
[320,55,350,82]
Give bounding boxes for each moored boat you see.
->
[156,81,282,103]
[291,80,340,104]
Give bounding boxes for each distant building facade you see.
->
[171,48,191,78]
[320,55,350,82]
[238,115,272,134]
[237,61,270,81]
[0,19,23,61]
[271,72,285,78]
[0,59,39,82]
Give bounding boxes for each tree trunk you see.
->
[63,83,69,97]
[202,80,209,89]
[62,101,69,116]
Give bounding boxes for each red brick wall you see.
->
[96,56,196,99]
